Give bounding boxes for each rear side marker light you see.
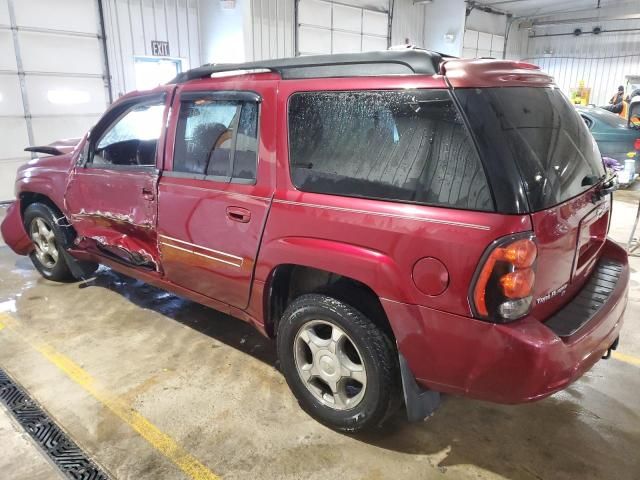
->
[471,234,537,323]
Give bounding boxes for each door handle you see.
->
[226,206,251,223]
[142,187,155,200]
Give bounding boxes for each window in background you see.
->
[134,57,182,91]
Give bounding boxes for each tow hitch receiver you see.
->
[602,337,620,360]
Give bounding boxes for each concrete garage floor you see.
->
[0,196,639,480]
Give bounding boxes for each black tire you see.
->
[23,203,79,282]
[277,293,399,432]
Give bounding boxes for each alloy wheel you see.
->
[30,217,59,269]
[293,320,367,410]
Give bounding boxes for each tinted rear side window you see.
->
[288,90,494,211]
[455,87,605,212]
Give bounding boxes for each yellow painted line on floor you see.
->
[0,313,220,480]
[612,351,640,367]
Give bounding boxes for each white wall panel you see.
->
[297,0,388,56]
[19,32,104,75]
[0,119,29,159]
[0,0,109,201]
[298,25,331,54]
[0,31,16,70]
[465,9,506,37]
[31,115,101,145]
[333,31,362,53]
[362,34,387,51]
[334,4,362,32]
[0,0,9,24]
[362,10,387,36]
[25,76,106,116]
[13,0,99,34]
[0,117,29,159]
[299,0,331,27]
[0,75,23,115]
[0,159,26,200]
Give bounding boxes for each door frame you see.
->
[65,86,176,269]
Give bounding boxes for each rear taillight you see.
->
[470,234,537,323]
[634,138,640,151]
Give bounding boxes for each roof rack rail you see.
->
[170,49,447,83]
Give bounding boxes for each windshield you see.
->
[455,87,605,211]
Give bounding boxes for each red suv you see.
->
[1,50,629,432]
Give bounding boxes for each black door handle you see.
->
[226,206,251,223]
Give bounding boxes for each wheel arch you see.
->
[19,191,65,218]
[263,263,395,343]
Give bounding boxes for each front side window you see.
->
[173,95,258,182]
[93,101,165,167]
[288,90,493,211]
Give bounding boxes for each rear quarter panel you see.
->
[255,76,533,318]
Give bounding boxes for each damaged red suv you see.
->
[1,50,629,432]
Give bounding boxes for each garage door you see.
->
[297,0,389,55]
[0,0,108,202]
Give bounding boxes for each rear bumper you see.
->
[1,201,32,255]
[384,239,629,404]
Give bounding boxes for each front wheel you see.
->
[277,294,399,432]
[23,203,78,282]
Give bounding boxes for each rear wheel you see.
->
[277,294,399,432]
[24,203,77,282]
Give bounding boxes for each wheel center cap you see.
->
[319,355,336,376]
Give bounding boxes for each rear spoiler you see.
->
[24,138,81,156]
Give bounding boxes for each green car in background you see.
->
[576,106,640,182]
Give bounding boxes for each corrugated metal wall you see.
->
[249,0,295,60]
[390,0,425,47]
[519,18,640,105]
[102,0,201,97]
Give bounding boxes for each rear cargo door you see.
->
[529,190,610,320]
[454,86,609,320]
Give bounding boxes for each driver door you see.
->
[65,89,173,270]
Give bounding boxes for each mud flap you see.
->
[399,353,441,422]
[59,248,97,280]
[54,215,97,280]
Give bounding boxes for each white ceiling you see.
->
[472,0,639,18]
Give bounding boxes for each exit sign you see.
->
[151,40,170,56]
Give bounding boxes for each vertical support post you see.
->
[97,0,114,104]
[7,0,35,156]
[294,0,299,56]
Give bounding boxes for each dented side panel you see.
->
[64,168,160,268]
[62,85,175,269]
